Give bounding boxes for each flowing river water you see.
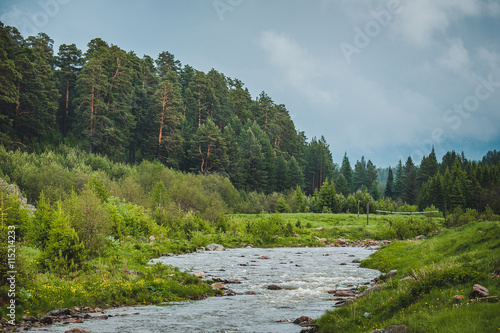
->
[37,247,380,333]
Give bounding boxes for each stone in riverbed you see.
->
[212,282,227,290]
[294,316,313,325]
[267,284,284,290]
[191,271,205,279]
[334,289,355,297]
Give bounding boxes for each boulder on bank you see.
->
[357,284,386,298]
[471,284,489,298]
[47,308,71,317]
[386,270,398,280]
[205,243,225,251]
[191,272,206,279]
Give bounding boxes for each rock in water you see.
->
[335,289,355,297]
[211,282,226,290]
[294,316,313,325]
[205,243,225,251]
[267,284,284,290]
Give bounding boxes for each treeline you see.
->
[0,23,334,195]
[1,23,499,214]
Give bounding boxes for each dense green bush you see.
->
[40,204,86,273]
[246,214,286,244]
[387,215,438,239]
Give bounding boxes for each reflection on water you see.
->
[35,247,380,333]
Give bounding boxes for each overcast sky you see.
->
[1,0,499,167]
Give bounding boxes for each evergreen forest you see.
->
[1,23,499,215]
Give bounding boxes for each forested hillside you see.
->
[0,23,499,214]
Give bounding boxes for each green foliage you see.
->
[40,203,86,272]
[30,192,53,249]
[67,189,111,256]
[246,214,286,244]
[387,215,438,240]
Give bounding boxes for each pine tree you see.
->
[288,156,304,190]
[403,156,418,204]
[74,57,110,153]
[393,160,404,199]
[366,159,378,190]
[239,128,267,192]
[353,157,367,191]
[55,43,83,136]
[222,124,241,184]
[191,118,226,174]
[340,152,353,193]
[318,179,337,213]
[153,71,184,168]
[0,24,22,147]
[274,157,290,192]
[13,33,59,143]
[336,173,349,196]
[384,166,394,199]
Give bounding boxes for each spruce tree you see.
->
[340,152,353,193]
[384,166,394,199]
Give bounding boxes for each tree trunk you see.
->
[64,78,69,136]
[157,84,167,158]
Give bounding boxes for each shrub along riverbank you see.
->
[314,221,500,333]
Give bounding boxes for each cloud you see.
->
[477,48,500,69]
[437,38,470,74]
[258,30,339,107]
[393,0,481,48]
[258,29,441,153]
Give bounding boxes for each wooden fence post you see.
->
[367,202,369,225]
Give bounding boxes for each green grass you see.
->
[229,212,444,242]
[314,221,500,332]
